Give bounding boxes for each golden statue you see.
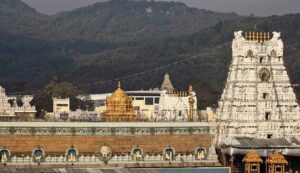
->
[102,82,136,122]
[133,149,142,161]
[68,152,76,162]
[165,150,173,161]
[1,152,7,163]
[196,149,205,160]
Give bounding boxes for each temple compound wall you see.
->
[0,122,219,167]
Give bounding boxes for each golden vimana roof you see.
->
[266,150,288,165]
[242,150,263,163]
[102,82,136,122]
[107,82,131,103]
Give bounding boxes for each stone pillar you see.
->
[188,85,195,122]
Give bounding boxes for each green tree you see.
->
[45,77,80,98]
[30,91,53,118]
[31,77,84,117]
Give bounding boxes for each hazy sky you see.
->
[22,0,300,16]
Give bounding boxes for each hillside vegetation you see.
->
[0,0,300,108]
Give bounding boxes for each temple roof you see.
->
[242,150,263,163]
[221,137,300,157]
[266,150,288,164]
[222,137,300,148]
[161,73,174,92]
[103,82,136,122]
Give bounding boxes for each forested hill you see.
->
[0,0,241,41]
[0,0,300,108]
[51,0,241,42]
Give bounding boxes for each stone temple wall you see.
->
[0,134,212,155]
[0,122,219,167]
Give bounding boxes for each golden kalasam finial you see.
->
[251,32,254,41]
[263,32,267,42]
[267,32,270,40]
[260,32,263,42]
[118,81,121,88]
[249,32,252,40]
[256,32,259,41]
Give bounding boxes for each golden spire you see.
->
[118,81,121,88]
[256,32,259,41]
[245,32,248,40]
[267,32,270,40]
[251,32,255,41]
[260,32,263,42]
[263,32,267,42]
[249,32,252,40]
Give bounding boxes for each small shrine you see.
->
[266,150,288,173]
[242,150,263,173]
[102,82,136,121]
[0,86,36,121]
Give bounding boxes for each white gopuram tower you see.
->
[216,31,300,142]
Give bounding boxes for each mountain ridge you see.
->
[1,0,242,42]
[0,0,300,108]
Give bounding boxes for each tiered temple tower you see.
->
[161,73,174,92]
[216,31,300,142]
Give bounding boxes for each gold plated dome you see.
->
[102,82,136,122]
[107,82,132,104]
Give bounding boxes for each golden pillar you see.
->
[188,85,195,122]
[266,150,288,173]
[243,150,263,173]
